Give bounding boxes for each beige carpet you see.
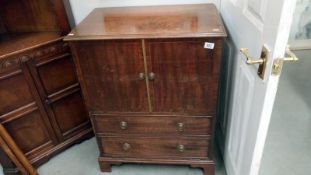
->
[259,50,311,175]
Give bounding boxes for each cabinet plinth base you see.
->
[98,157,215,175]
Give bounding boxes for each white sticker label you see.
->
[204,42,215,49]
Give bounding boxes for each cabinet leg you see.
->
[99,161,112,172]
[191,164,215,175]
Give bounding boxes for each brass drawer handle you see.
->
[148,72,156,81]
[138,72,145,80]
[177,144,185,152]
[120,121,128,130]
[176,122,184,132]
[122,143,131,151]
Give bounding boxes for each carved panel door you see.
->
[27,51,90,141]
[0,61,58,160]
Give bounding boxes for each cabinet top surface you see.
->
[64,4,227,41]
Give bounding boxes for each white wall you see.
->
[68,0,219,25]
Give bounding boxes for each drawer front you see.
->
[92,114,212,136]
[99,136,209,158]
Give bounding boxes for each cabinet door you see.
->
[0,61,58,160]
[146,38,222,115]
[27,50,90,141]
[71,40,148,112]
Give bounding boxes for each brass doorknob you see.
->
[122,143,131,151]
[176,122,184,132]
[138,73,145,80]
[177,144,185,152]
[148,72,156,81]
[120,121,128,130]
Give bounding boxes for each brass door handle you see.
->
[283,46,299,62]
[240,48,265,65]
[122,143,131,151]
[240,46,269,79]
[177,144,185,152]
[120,121,128,130]
[272,46,299,75]
[176,122,184,132]
[138,73,145,80]
[148,72,156,81]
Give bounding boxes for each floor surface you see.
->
[258,49,311,175]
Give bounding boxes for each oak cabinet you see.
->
[0,0,92,174]
[66,4,226,175]
[0,40,92,173]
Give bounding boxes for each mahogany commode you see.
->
[65,4,226,175]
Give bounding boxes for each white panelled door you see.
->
[221,0,297,175]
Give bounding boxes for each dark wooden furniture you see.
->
[65,4,226,175]
[0,1,92,174]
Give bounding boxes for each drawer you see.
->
[92,114,213,136]
[99,136,210,158]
